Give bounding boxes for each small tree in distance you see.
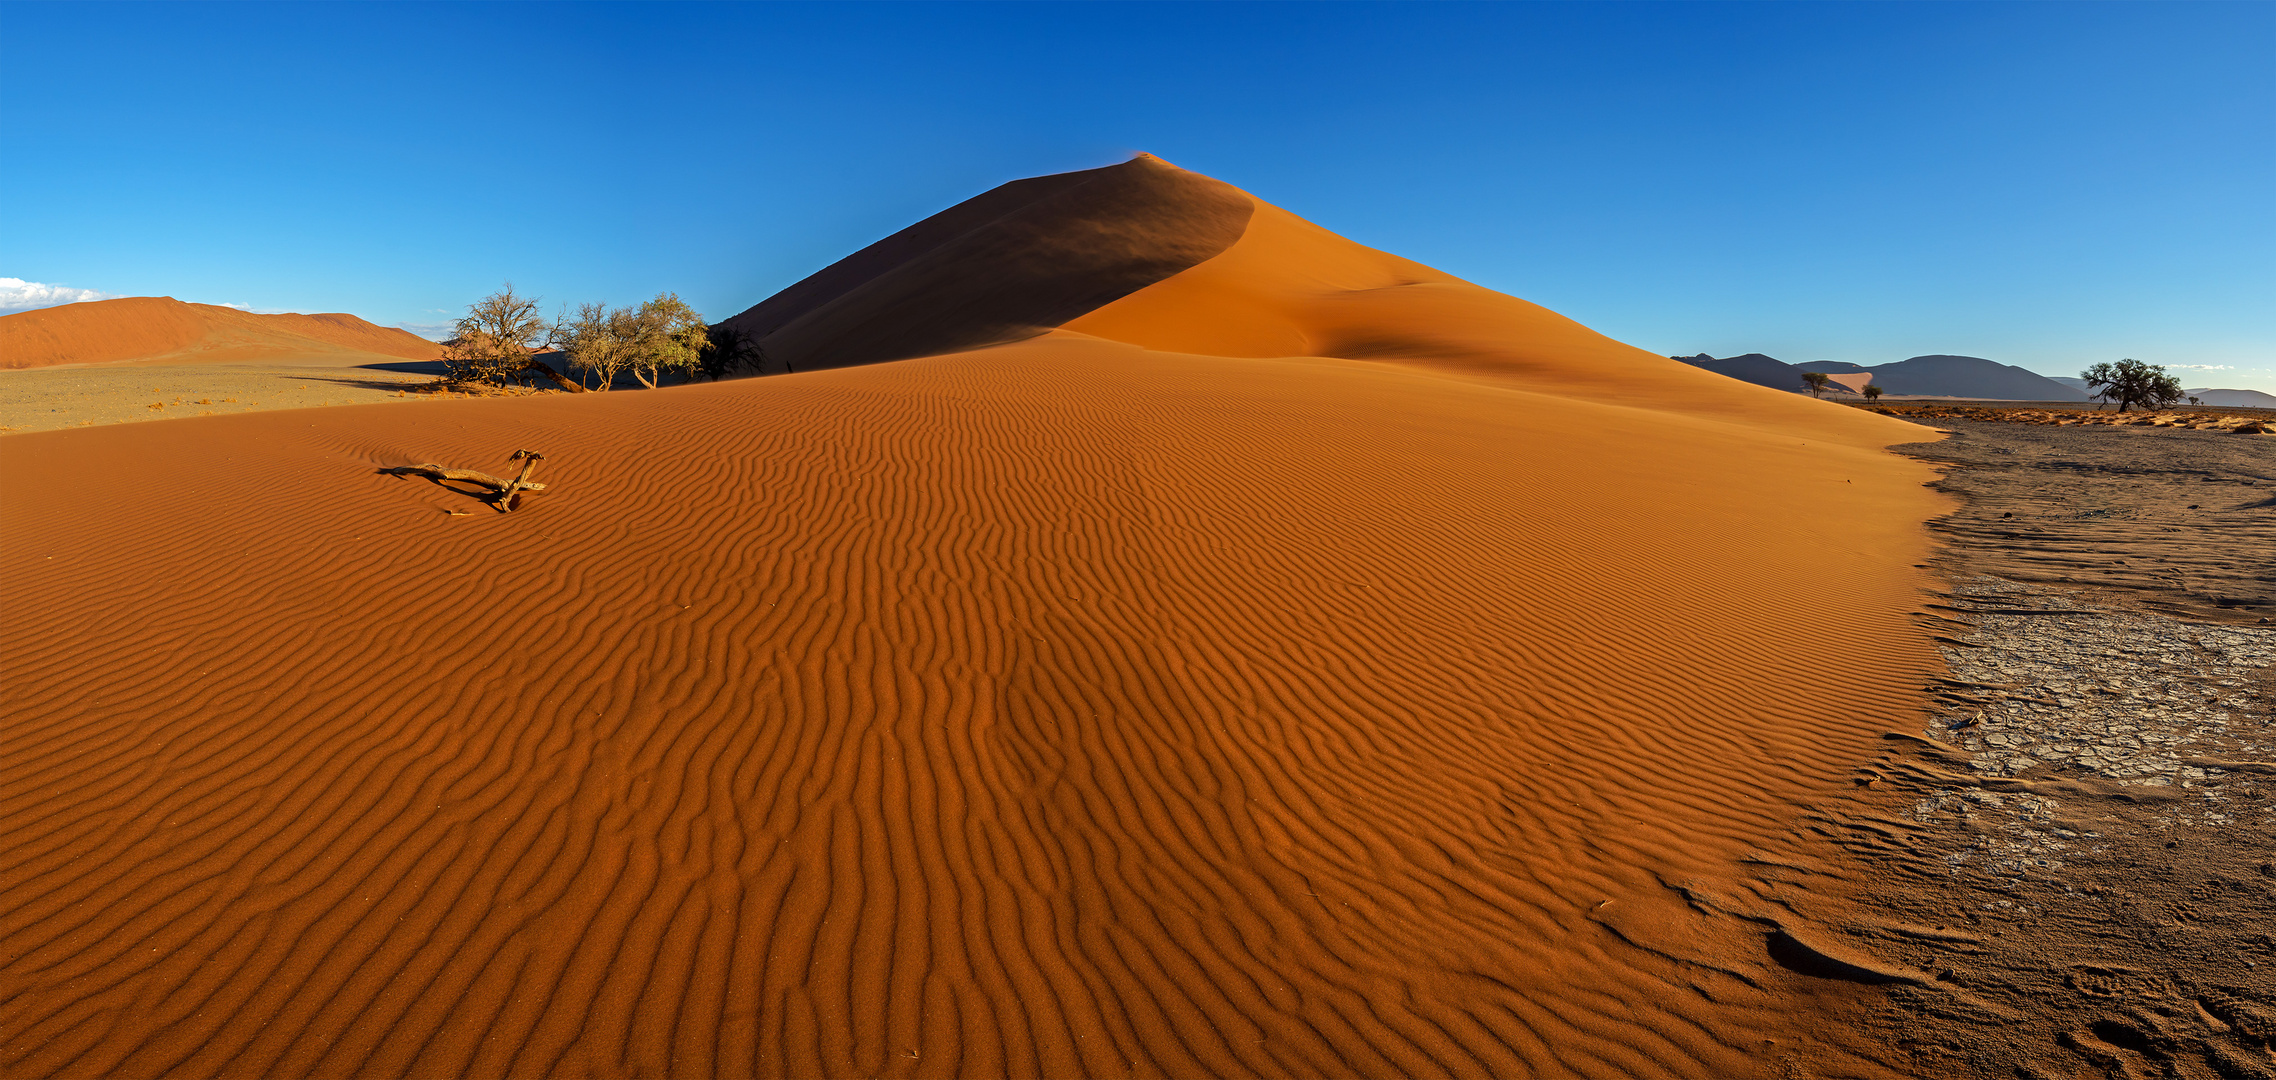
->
[443,285,583,392]
[2081,359,2183,413]
[553,293,710,390]
[1862,384,1884,402]
[554,302,634,390]
[699,326,768,381]
[445,285,549,385]
[1800,371,1831,398]
[625,293,709,389]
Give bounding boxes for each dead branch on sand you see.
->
[381,449,549,512]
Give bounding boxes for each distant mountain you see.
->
[2049,376,2091,391]
[1792,361,1872,374]
[2185,388,2276,408]
[1862,355,2086,400]
[1670,352,1816,393]
[1674,352,2088,400]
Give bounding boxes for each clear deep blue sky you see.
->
[5,1,2272,389]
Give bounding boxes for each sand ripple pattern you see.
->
[1,338,1940,1078]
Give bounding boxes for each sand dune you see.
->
[0,158,1945,1078]
[714,155,1252,373]
[0,296,440,369]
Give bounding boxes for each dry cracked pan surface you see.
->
[1813,420,2276,1080]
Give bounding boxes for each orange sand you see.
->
[0,158,1945,1078]
[715,155,1252,372]
[0,296,440,369]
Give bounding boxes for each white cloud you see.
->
[397,322,457,341]
[0,277,116,313]
[2166,363,2234,371]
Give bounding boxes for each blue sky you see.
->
[4,1,2271,390]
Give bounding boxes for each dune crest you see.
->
[0,158,1945,1078]
[0,296,440,369]
[713,154,1252,373]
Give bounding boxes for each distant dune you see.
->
[1682,351,2088,400]
[1831,355,2085,400]
[1,157,1944,1078]
[2184,387,2276,408]
[1672,352,1815,393]
[0,296,439,369]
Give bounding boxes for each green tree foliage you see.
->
[2081,359,2183,413]
[554,302,635,390]
[1800,371,1831,398]
[1862,384,1884,402]
[445,285,552,386]
[554,293,711,390]
[626,293,709,389]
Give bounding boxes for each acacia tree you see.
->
[2082,359,2183,413]
[553,293,711,390]
[624,293,710,389]
[445,285,582,392]
[555,302,635,391]
[1863,384,1884,402]
[698,325,768,381]
[1800,371,1831,398]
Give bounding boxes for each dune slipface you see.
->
[0,296,440,369]
[0,158,1945,1078]
[712,155,1253,372]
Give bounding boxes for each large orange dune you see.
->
[0,295,440,369]
[0,157,1944,1078]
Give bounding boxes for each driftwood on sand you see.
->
[381,449,549,512]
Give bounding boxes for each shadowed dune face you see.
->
[0,296,440,369]
[713,154,1253,372]
[0,158,1949,1078]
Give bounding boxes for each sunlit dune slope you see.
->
[0,296,440,369]
[713,154,1251,372]
[1067,198,1920,445]
[0,157,1946,1079]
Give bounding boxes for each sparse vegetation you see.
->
[553,302,634,391]
[624,294,709,389]
[1800,371,1831,398]
[443,286,583,392]
[2081,358,2184,413]
[553,293,711,390]
[444,286,546,383]
[699,325,767,381]
[1862,384,1884,402]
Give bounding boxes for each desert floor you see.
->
[2,337,1947,1080]
[1815,418,2276,1079]
[3,366,2271,1079]
[0,358,443,434]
